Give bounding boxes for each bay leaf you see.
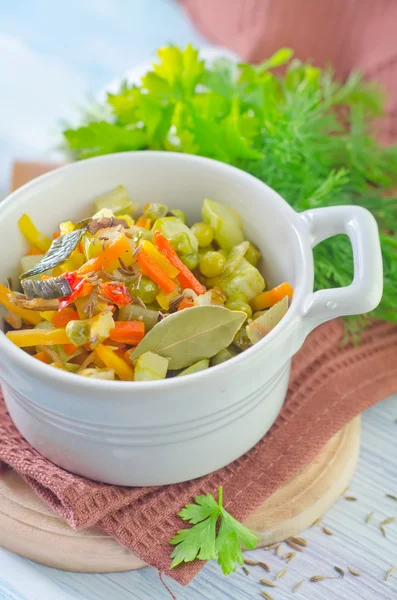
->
[131,305,246,369]
[20,228,86,279]
[21,275,72,299]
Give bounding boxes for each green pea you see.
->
[169,208,186,224]
[181,251,200,270]
[130,277,159,304]
[66,320,90,346]
[170,232,193,255]
[191,222,214,247]
[199,251,226,278]
[225,293,252,320]
[245,242,261,266]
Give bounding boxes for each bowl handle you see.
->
[299,206,383,332]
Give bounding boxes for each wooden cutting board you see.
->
[0,417,360,572]
[1,162,361,571]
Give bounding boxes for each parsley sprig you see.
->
[63,45,397,337]
[169,486,258,574]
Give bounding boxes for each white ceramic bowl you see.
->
[0,153,383,486]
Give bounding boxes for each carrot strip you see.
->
[52,232,61,239]
[250,282,293,312]
[137,250,176,294]
[63,343,79,356]
[153,231,205,295]
[140,240,179,278]
[51,308,79,328]
[33,351,50,364]
[109,321,145,345]
[78,235,130,274]
[178,298,195,311]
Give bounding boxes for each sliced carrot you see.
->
[178,298,195,311]
[52,232,61,239]
[250,282,293,312]
[109,321,145,346]
[63,343,78,356]
[140,240,179,278]
[33,351,50,364]
[137,250,177,294]
[78,235,130,274]
[123,349,134,368]
[51,307,79,328]
[80,281,93,297]
[153,231,205,295]
[27,246,43,256]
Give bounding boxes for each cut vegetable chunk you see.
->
[202,199,244,252]
[134,351,168,381]
[109,321,145,345]
[246,296,289,343]
[177,359,209,376]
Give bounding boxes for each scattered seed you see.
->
[260,591,274,600]
[282,551,296,563]
[293,579,304,593]
[260,578,276,588]
[311,517,323,527]
[322,526,334,536]
[334,566,344,578]
[348,567,361,576]
[365,511,374,524]
[386,494,397,501]
[286,540,303,552]
[380,525,387,537]
[290,536,308,547]
[276,544,283,556]
[276,568,288,580]
[258,561,270,573]
[385,566,397,581]
[286,552,296,564]
[244,559,258,566]
[344,496,357,501]
[242,566,250,576]
[381,517,395,525]
[310,575,332,582]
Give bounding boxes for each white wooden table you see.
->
[0,395,396,600]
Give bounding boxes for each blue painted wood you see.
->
[1,395,397,600]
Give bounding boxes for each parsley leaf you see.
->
[63,44,397,335]
[170,486,258,574]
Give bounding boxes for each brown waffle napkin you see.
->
[1,319,396,585]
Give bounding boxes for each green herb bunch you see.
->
[63,45,397,333]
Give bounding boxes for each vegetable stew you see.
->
[1,186,293,380]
